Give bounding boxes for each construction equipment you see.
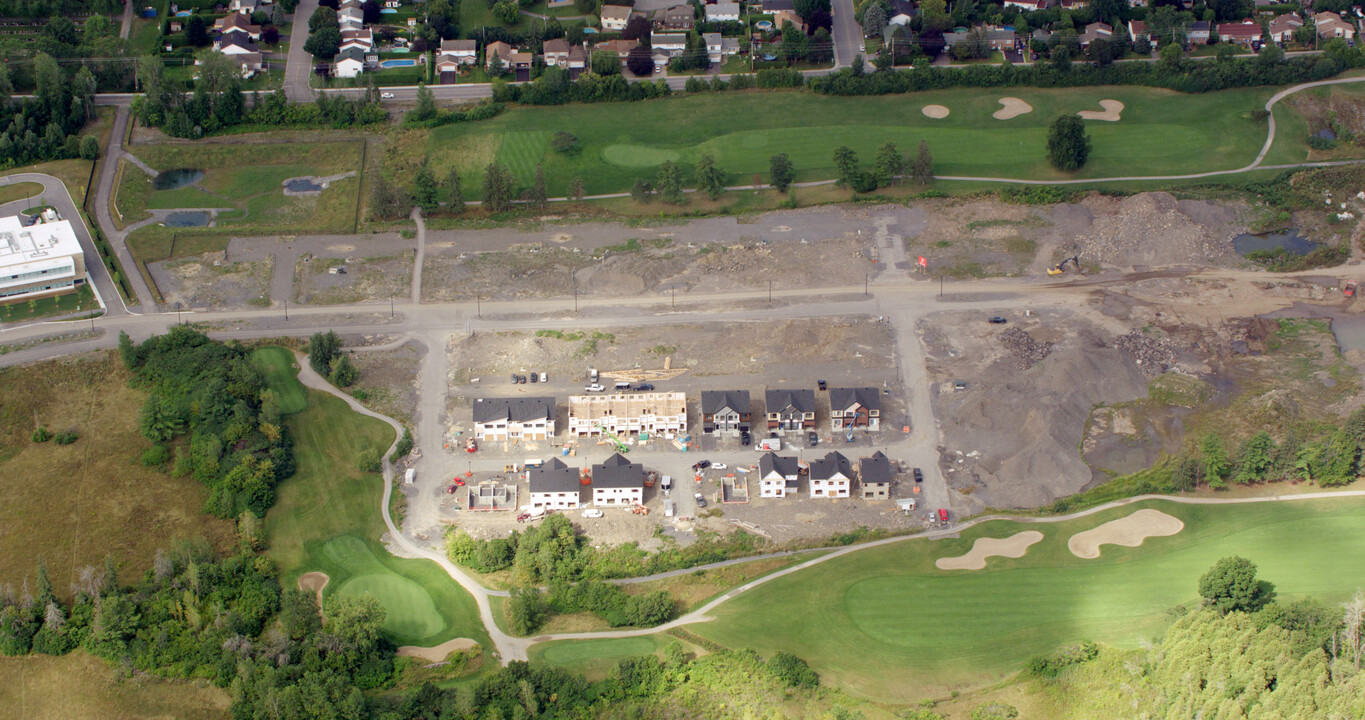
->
[593,422,630,454]
[465,438,477,453]
[1046,255,1081,276]
[1345,280,1357,298]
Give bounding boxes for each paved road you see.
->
[119,0,134,40]
[91,106,157,311]
[829,0,865,69]
[411,207,425,305]
[0,173,123,319]
[284,0,319,103]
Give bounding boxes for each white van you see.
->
[614,381,632,391]
[660,475,672,493]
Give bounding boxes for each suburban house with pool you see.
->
[809,451,853,499]
[858,451,893,500]
[437,39,476,81]
[568,392,687,437]
[758,452,802,498]
[0,212,87,305]
[600,4,633,31]
[472,396,556,441]
[766,388,816,433]
[700,390,750,436]
[705,2,739,21]
[341,29,375,54]
[528,458,583,511]
[829,387,881,432]
[334,47,366,78]
[591,453,646,507]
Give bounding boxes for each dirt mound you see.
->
[1071,193,1243,269]
[1068,508,1184,558]
[935,530,1044,570]
[1111,332,1176,374]
[298,572,329,606]
[1000,327,1054,369]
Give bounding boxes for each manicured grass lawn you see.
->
[249,346,307,414]
[414,85,1286,200]
[0,651,229,720]
[685,497,1365,701]
[529,635,681,681]
[0,285,97,323]
[262,357,490,649]
[0,181,43,205]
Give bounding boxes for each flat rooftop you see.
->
[0,214,83,279]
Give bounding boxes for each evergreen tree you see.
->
[413,161,438,212]
[911,140,934,185]
[481,163,516,213]
[833,145,858,186]
[695,153,726,199]
[656,161,684,204]
[769,153,795,193]
[411,82,437,122]
[530,164,547,208]
[874,142,903,187]
[1200,432,1230,489]
[630,178,652,203]
[569,177,585,203]
[447,168,465,213]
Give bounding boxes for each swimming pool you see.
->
[380,59,417,68]
[380,7,397,12]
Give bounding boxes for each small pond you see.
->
[153,168,204,190]
[285,178,324,193]
[164,211,211,227]
[1232,230,1318,256]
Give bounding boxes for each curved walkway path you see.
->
[291,346,1365,662]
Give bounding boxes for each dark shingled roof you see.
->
[529,457,581,494]
[765,388,815,414]
[829,387,881,413]
[859,451,893,486]
[700,389,750,416]
[472,397,555,424]
[758,452,801,479]
[809,451,852,481]
[592,452,645,489]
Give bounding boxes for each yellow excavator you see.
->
[1047,255,1081,276]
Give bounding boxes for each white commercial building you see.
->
[0,213,87,304]
[567,392,687,437]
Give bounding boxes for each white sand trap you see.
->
[1068,508,1183,559]
[1078,99,1124,122]
[298,572,329,606]
[936,530,1044,570]
[922,104,950,119]
[397,638,480,663]
[993,97,1033,120]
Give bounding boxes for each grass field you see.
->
[250,346,307,414]
[260,349,490,648]
[406,85,1299,201]
[529,634,693,681]
[680,497,1365,701]
[0,651,229,720]
[0,353,236,599]
[0,181,44,205]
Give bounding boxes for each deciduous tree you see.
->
[1046,114,1091,171]
[1199,556,1272,614]
[656,161,684,203]
[769,153,795,193]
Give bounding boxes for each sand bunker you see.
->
[1078,99,1124,122]
[922,104,950,119]
[298,572,329,606]
[397,638,480,663]
[993,97,1033,120]
[936,530,1044,570]
[1068,508,1183,559]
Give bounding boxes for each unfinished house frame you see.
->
[567,392,688,437]
[466,482,518,511]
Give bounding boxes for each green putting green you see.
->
[601,144,683,168]
[683,497,1365,701]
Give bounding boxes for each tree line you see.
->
[0,56,100,169]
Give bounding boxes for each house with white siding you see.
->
[591,453,645,507]
[758,452,801,498]
[528,458,583,510]
[809,451,853,499]
[472,397,555,441]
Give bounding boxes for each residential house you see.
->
[508,50,534,72]
[384,0,400,7]
[944,26,1015,51]
[808,451,853,499]
[706,1,740,22]
[567,392,688,437]
[700,390,750,435]
[230,0,261,14]
[758,452,802,498]
[334,46,366,78]
[340,29,375,53]
[888,0,917,26]
[594,38,639,59]
[654,4,694,31]
[543,37,571,66]
[214,12,261,40]
[567,45,587,75]
[765,388,816,432]
[1267,13,1302,44]
[528,458,582,511]
[1127,19,1150,45]
[0,214,87,305]
[1003,0,1047,10]
[858,451,893,500]
[652,32,687,55]
[600,4,633,31]
[763,0,803,30]
[1188,20,1210,44]
[591,453,646,507]
[1078,21,1113,47]
[215,32,260,55]
[1316,11,1356,40]
[1216,20,1261,47]
[339,6,365,32]
[1056,0,1087,8]
[439,38,477,64]
[829,387,881,432]
[472,397,555,441]
[485,40,514,70]
[702,31,722,64]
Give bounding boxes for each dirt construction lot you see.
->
[149,252,273,310]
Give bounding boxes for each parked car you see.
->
[938,508,950,523]
[584,383,606,392]
[740,431,751,446]
[634,383,655,391]
[581,508,604,518]
[539,372,548,382]
[953,381,968,391]
[694,492,708,508]
[712,463,727,470]
[381,91,395,99]
[807,431,819,447]
[988,316,1008,324]
[509,373,518,383]
[451,477,466,487]
[817,379,827,391]
[529,372,538,383]
[691,460,711,470]
[913,468,924,483]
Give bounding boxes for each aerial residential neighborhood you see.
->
[6,0,1365,716]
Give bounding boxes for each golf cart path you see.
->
[293,352,1365,659]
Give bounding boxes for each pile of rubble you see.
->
[1000,327,1054,369]
[1074,193,1237,268]
[1111,331,1176,374]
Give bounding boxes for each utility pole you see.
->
[864,273,868,296]
[283,297,288,321]
[476,293,481,318]
[390,295,394,317]
[768,279,772,303]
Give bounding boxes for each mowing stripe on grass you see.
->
[250,346,307,414]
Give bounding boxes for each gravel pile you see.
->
[1000,327,1054,369]
[1075,193,1233,268]
[1111,332,1176,373]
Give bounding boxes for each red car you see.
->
[938,508,949,523]
[451,477,466,487]
[445,485,458,494]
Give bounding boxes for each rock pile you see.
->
[1111,332,1176,373]
[1000,327,1054,369]
[1074,193,1235,268]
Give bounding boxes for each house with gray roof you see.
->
[472,396,555,441]
[765,388,816,432]
[758,452,802,498]
[528,457,583,510]
[809,451,853,499]
[829,387,881,431]
[859,451,893,500]
[591,453,646,507]
[701,389,750,435]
